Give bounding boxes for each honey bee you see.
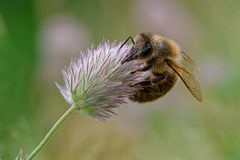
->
[120,33,203,103]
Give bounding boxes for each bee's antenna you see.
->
[130,36,135,45]
[118,36,135,53]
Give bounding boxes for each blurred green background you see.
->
[0,0,240,159]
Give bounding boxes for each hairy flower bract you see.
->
[56,42,143,121]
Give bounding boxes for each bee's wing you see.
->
[166,52,203,102]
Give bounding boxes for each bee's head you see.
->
[121,33,153,64]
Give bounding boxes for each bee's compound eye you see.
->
[139,42,151,57]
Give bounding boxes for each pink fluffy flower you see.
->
[56,42,143,121]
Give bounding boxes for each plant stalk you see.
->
[26,104,77,160]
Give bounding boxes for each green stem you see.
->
[26,104,77,160]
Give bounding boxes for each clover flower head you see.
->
[56,41,143,121]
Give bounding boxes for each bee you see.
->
[120,33,203,103]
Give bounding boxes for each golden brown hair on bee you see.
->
[121,32,203,102]
[129,71,178,103]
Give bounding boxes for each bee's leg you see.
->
[138,63,152,71]
[131,73,165,87]
[131,80,152,87]
[131,63,152,74]
[131,81,154,93]
[131,57,156,74]
[152,73,166,84]
[139,86,154,93]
